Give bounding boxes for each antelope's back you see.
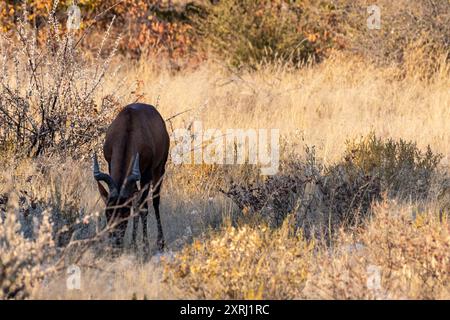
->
[103,103,170,181]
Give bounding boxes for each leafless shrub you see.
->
[0,2,120,157]
[0,190,55,299]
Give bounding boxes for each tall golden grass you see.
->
[115,52,450,165]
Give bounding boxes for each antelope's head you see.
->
[93,153,141,218]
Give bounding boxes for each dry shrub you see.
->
[0,3,120,157]
[162,219,314,299]
[0,190,55,299]
[338,0,450,72]
[161,200,449,300]
[222,134,442,238]
[83,0,199,62]
[2,0,447,73]
[197,0,341,69]
[0,157,102,248]
[0,161,136,299]
[163,201,450,299]
[0,0,199,63]
[306,200,450,299]
[0,186,113,300]
[437,181,450,216]
[343,133,443,199]
[222,147,381,238]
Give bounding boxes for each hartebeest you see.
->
[93,103,170,253]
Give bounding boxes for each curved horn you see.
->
[130,153,141,180]
[93,153,118,197]
[126,153,141,183]
[121,153,141,196]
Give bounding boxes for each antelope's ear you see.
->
[97,182,109,204]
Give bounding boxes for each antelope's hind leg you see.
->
[152,167,165,252]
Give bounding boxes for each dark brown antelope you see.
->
[93,103,170,254]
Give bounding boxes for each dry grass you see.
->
[118,53,450,166]
[165,200,449,300]
[30,200,449,300]
[304,201,450,299]
[1,53,450,299]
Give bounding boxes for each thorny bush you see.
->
[0,3,119,157]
